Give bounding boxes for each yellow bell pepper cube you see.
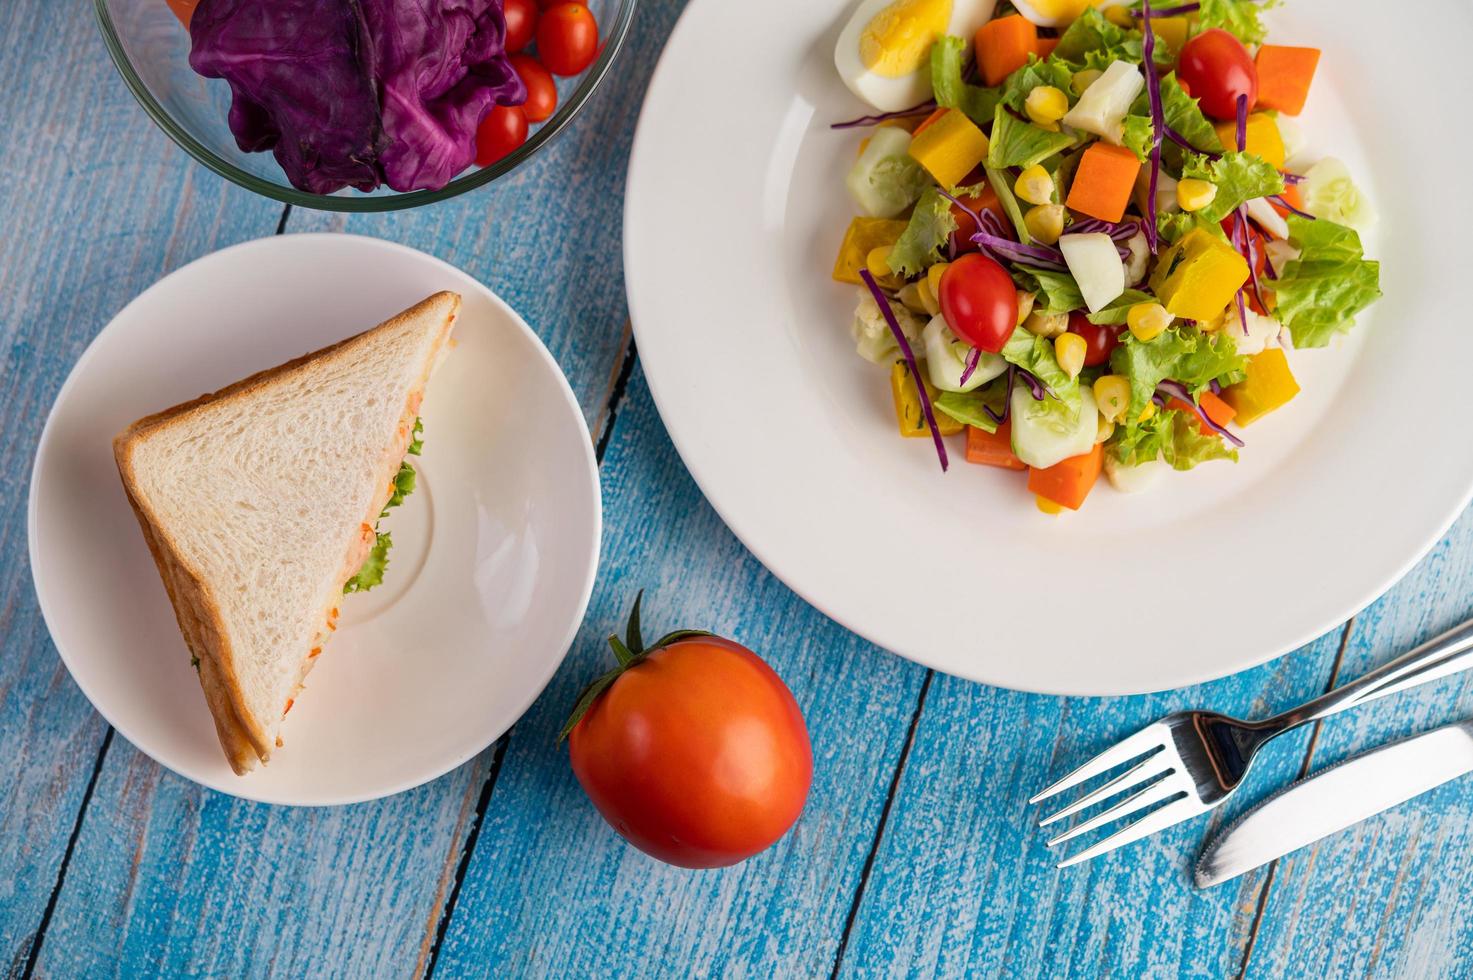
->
[1152,228,1251,321]
[1149,16,1193,57]
[1213,112,1285,169]
[908,109,990,189]
[890,361,963,438]
[833,217,909,285]
[1222,348,1300,425]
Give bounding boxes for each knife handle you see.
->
[1265,616,1473,733]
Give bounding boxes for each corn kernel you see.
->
[1036,495,1064,515]
[1055,332,1087,380]
[896,282,927,314]
[1015,290,1036,327]
[916,276,941,315]
[1126,302,1173,342]
[1025,86,1069,130]
[866,247,903,289]
[1104,6,1134,27]
[1138,401,1157,422]
[1176,178,1218,213]
[1096,415,1115,444]
[926,261,949,297]
[1071,69,1102,97]
[1024,310,1068,338]
[1023,204,1066,246]
[1093,374,1130,423]
[1015,165,1055,207]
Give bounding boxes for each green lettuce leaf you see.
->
[1055,8,1144,65]
[1196,0,1278,46]
[986,166,1032,243]
[987,104,1077,170]
[408,417,424,455]
[888,188,957,278]
[934,381,1009,433]
[1159,73,1222,156]
[1108,325,1246,416]
[1002,328,1080,405]
[1086,289,1154,325]
[1108,408,1238,469]
[932,35,1002,126]
[1157,210,1230,245]
[1272,216,1382,348]
[1120,114,1155,161]
[1012,264,1084,315]
[383,461,417,516]
[344,532,392,594]
[1180,151,1284,223]
[1000,54,1075,113]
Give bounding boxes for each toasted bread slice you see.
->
[114,291,459,774]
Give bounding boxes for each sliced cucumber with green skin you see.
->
[846,127,928,218]
[1104,452,1165,493]
[1011,384,1098,469]
[923,315,1007,392]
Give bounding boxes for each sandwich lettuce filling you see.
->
[344,418,423,594]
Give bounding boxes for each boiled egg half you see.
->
[834,0,998,113]
[1010,0,1127,29]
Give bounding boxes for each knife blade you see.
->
[1194,721,1473,888]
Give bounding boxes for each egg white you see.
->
[834,0,999,113]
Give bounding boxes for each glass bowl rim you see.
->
[93,0,639,213]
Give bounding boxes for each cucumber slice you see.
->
[923,315,1006,392]
[1010,384,1098,469]
[846,127,928,219]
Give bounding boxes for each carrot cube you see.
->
[964,423,1026,470]
[1254,45,1321,116]
[1027,443,1103,510]
[977,15,1038,87]
[1066,142,1142,223]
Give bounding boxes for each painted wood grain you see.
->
[1245,508,1473,979]
[0,0,288,971]
[427,366,929,978]
[836,629,1344,978]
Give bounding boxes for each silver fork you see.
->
[1031,616,1473,867]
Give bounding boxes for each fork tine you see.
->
[1028,723,1167,804]
[1037,749,1175,828]
[1054,794,1200,869]
[1045,773,1183,847]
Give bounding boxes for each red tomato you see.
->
[538,0,585,6]
[537,3,599,76]
[1177,28,1258,121]
[511,55,558,123]
[567,620,812,869]
[1067,311,1122,367]
[503,0,538,53]
[474,105,528,166]
[939,254,1018,353]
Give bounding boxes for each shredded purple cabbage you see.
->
[1280,172,1306,185]
[960,347,982,387]
[860,270,949,471]
[1017,367,1050,401]
[1234,94,1249,151]
[831,101,936,130]
[972,231,1069,269]
[983,367,1015,426]
[1156,380,1245,447]
[1268,193,1315,220]
[1140,0,1165,253]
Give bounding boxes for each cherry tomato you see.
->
[474,104,528,167]
[938,253,1018,353]
[1177,28,1258,121]
[537,3,599,77]
[502,0,538,53]
[511,55,558,123]
[1067,311,1122,367]
[566,602,812,869]
[538,0,585,6]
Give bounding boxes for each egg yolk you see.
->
[859,0,953,78]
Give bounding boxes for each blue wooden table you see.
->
[5,2,1473,976]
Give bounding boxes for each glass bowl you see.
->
[94,0,637,212]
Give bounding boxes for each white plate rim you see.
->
[27,233,602,805]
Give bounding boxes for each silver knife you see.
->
[1194,720,1473,888]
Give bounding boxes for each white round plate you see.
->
[625,0,1473,694]
[29,234,601,804]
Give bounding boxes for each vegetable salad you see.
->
[831,0,1380,512]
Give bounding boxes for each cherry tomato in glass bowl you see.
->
[538,2,600,77]
[503,0,538,53]
[1177,28,1258,121]
[475,105,528,167]
[563,595,813,869]
[939,253,1018,353]
[511,55,559,123]
[1066,311,1122,367]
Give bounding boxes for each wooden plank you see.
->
[1244,508,1473,979]
[428,365,929,977]
[0,0,287,969]
[836,630,1346,976]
